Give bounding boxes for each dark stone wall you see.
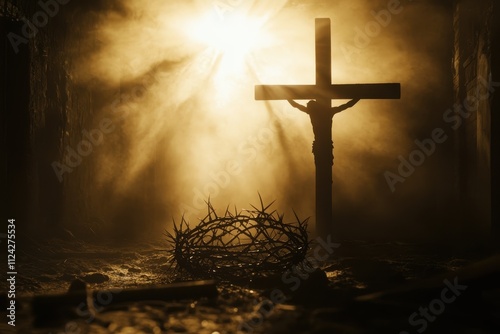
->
[453,0,498,242]
[491,4,500,244]
[2,0,167,240]
[2,1,97,237]
[1,18,31,231]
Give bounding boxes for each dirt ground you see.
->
[1,237,499,334]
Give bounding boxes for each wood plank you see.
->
[316,18,332,88]
[28,280,218,327]
[255,83,401,100]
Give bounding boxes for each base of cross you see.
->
[313,137,335,238]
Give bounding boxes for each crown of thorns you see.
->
[166,197,310,281]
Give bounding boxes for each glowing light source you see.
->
[185,11,272,107]
[190,14,265,57]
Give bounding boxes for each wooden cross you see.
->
[255,18,401,237]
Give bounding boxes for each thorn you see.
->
[257,192,264,211]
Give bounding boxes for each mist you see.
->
[70,0,454,241]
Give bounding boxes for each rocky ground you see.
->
[1,237,499,334]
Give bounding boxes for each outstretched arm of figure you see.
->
[287,100,309,113]
[338,98,360,110]
[331,98,360,115]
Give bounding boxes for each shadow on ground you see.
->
[1,238,499,333]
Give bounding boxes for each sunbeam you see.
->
[70,0,451,236]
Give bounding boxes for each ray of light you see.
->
[75,0,422,229]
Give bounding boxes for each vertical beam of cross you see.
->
[315,18,333,237]
[316,18,332,100]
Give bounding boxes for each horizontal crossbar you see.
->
[255,83,401,100]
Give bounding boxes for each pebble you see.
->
[68,278,87,293]
[59,273,77,281]
[82,273,110,284]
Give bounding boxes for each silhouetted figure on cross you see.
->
[288,99,359,165]
[255,19,400,236]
